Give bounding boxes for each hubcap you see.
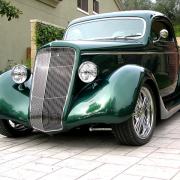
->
[133,87,154,139]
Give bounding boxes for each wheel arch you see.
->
[144,78,161,122]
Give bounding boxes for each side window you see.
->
[77,0,88,13]
[151,20,174,42]
[93,0,99,14]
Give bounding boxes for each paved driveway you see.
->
[1,113,180,180]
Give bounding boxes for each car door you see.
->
[151,17,179,98]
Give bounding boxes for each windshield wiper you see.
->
[87,34,142,41]
[113,34,142,40]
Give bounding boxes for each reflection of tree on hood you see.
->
[0,99,26,121]
[0,0,22,21]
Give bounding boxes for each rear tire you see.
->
[0,119,33,138]
[112,84,156,146]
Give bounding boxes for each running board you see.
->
[89,127,112,131]
[160,97,180,119]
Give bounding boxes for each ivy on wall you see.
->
[35,22,65,49]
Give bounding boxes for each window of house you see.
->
[77,0,88,13]
[93,0,99,13]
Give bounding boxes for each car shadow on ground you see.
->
[12,111,178,150]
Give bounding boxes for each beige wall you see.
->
[177,37,180,46]
[99,0,121,13]
[0,0,119,71]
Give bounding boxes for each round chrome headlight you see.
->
[78,61,97,83]
[11,65,28,84]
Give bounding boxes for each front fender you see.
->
[65,65,156,128]
[0,71,31,126]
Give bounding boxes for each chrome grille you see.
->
[30,47,75,132]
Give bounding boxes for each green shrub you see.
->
[24,59,31,69]
[174,24,180,36]
[0,0,22,21]
[35,22,65,49]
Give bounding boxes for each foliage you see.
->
[152,0,180,21]
[35,22,65,49]
[121,0,153,10]
[122,0,180,22]
[24,59,31,69]
[175,24,180,36]
[0,0,22,21]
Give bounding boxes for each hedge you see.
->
[35,22,65,49]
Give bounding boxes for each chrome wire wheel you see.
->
[112,84,156,145]
[133,87,154,139]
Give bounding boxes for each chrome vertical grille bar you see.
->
[30,47,75,132]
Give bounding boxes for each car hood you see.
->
[43,40,147,52]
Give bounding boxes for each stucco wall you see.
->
[99,0,121,13]
[0,0,119,71]
[177,37,180,46]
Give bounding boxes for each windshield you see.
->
[65,17,146,41]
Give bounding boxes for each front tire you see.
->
[112,84,156,146]
[0,119,33,138]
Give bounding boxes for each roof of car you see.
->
[68,10,166,27]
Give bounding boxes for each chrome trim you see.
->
[78,61,98,83]
[81,51,178,56]
[30,47,76,133]
[33,96,67,100]
[30,49,51,131]
[11,64,28,84]
[64,17,147,40]
[51,47,76,133]
[62,49,76,122]
[133,86,155,139]
[50,65,73,69]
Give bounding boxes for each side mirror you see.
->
[153,29,169,44]
[160,29,169,39]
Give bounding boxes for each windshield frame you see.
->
[64,17,147,41]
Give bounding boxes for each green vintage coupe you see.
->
[0,10,179,145]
